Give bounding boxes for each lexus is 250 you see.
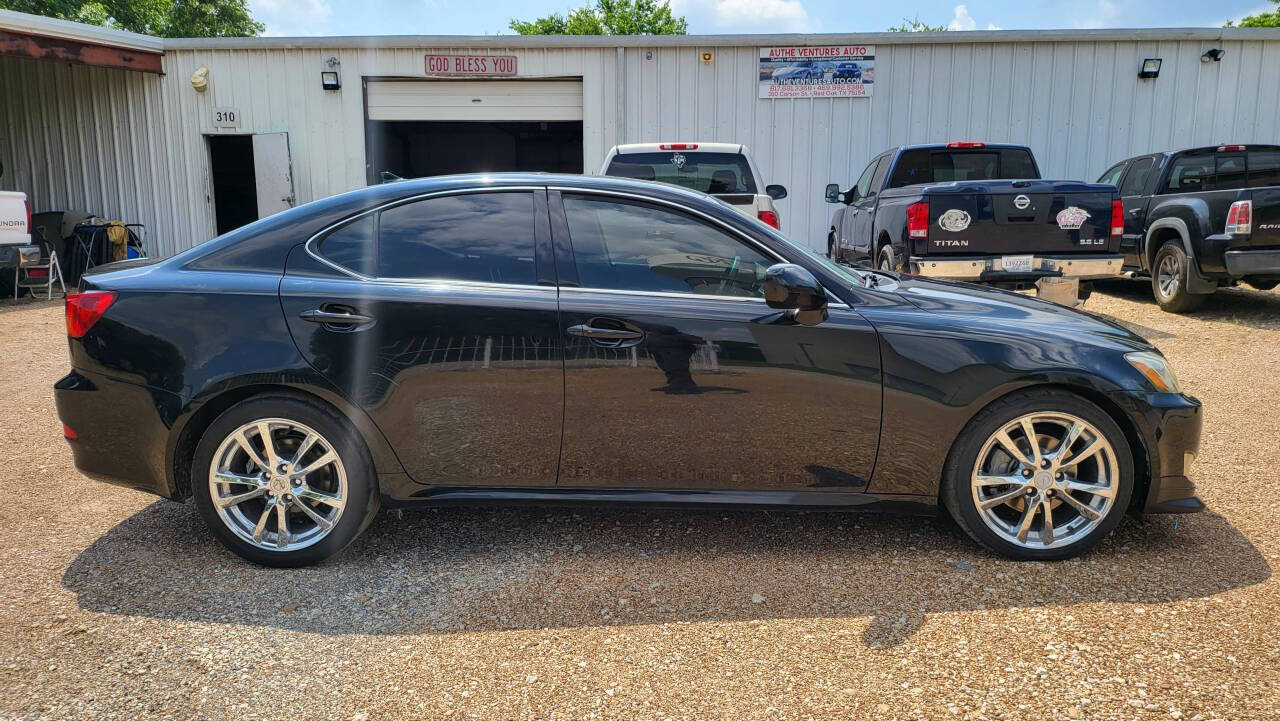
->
[56,174,1202,566]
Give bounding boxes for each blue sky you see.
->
[247,0,1276,36]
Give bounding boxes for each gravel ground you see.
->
[1,281,1278,721]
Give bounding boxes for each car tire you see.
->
[193,394,379,567]
[877,244,898,272]
[1151,242,1208,313]
[940,389,1134,561]
[1246,278,1278,291]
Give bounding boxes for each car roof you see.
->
[897,143,1031,152]
[611,142,745,155]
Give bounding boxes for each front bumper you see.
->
[1109,390,1205,515]
[908,254,1124,282]
[1222,247,1280,278]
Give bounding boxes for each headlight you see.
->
[1125,351,1181,393]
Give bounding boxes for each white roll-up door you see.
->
[365,80,583,122]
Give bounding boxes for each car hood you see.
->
[886,275,1154,353]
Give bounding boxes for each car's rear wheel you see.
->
[1151,242,1208,313]
[193,395,378,567]
[942,390,1133,561]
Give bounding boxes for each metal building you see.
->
[3,9,1280,256]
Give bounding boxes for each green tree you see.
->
[888,16,947,32]
[1226,0,1280,27]
[510,0,687,35]
[0,0,264,37]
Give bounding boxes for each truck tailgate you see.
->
[923,181,1117,255]
[1247,187,1280,248]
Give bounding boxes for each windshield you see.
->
[605,151,758,194]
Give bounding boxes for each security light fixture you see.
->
[321,70,341,90]
[1138,58,1161,79]
[1201,48,1224,63]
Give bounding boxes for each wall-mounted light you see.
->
[191,65,209,92]
[700,51,714,65]
[1201,48,1225,63]
[321,56,341,90]
[1138,58,1161,79]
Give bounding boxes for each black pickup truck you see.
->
[1098,144,1280,312]
[825,143,1124,292]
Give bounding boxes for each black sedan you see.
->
[55,174,1203,566]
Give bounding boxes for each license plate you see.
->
[1002,255,1034,273]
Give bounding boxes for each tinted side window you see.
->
[1216,154,1247,191]
[1163,154,1214,193]
[378,192,537,284]
[1119,157,1156,197]
[318,214,376,276]
[851,159,879,200]
[1097,162,1127,187]
[563,195,774,298]
[1249,150,1280,187]
[867,156,890,196]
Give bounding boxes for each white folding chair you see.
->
[17,247,67,300]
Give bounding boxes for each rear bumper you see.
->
[54,369,183,500]
[1222,246,1280,277]
[0,244,39,268]
[908,254,1124,282]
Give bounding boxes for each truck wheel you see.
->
[1246,278,1278,291]
[1077,282,1093,301]
[877,245,898,272]
[1151,243,1208,313]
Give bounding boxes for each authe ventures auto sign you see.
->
[424,54,517,77]
[759,46,875,99]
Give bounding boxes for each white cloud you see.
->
[250,0,334,36]
[947,4,1000,31]
[1073,0,1123,29]
[671,0,811,33]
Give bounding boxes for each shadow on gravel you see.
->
[1090,278,1280,332]
[63,501,1269,647]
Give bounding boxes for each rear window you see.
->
[887,148,1039,188]
[1249,150,1280,187]
[604,151,758,194]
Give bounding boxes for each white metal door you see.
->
[365,80,583,121]
[252,133,295,218]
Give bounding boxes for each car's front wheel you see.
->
[193,394,378,567]
[941,390,1133,561]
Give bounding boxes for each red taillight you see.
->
[658,143,698,151]
[907,201,929,239]
[757,209,780,229]
[62,423,78,440]
[1217,144,1246,152]
[65,290,116,338]
[1225,200,1252,235]
[1111,199,1125,239]
[946,142,985,148]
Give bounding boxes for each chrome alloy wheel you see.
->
[970,412,1119,550]
[1156,252,1180,300]
[208,418,347,552]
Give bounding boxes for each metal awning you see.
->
[0,9,163,74]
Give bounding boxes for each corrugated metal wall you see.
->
[3,35,1279,256]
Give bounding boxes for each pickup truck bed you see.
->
[826,144,1123,289]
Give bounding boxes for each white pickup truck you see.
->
[599,142,788,230]
[0,191,37,270]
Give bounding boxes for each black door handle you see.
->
[300,308,375,326]
[567,324,643,340]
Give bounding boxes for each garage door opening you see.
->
[367,120,583,182]
[363,79,585,184]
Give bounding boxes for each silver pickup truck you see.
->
[0,191,37,270]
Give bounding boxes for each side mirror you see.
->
[765,184,788,200]
[763,263,828,326]
[824,183,841,203]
